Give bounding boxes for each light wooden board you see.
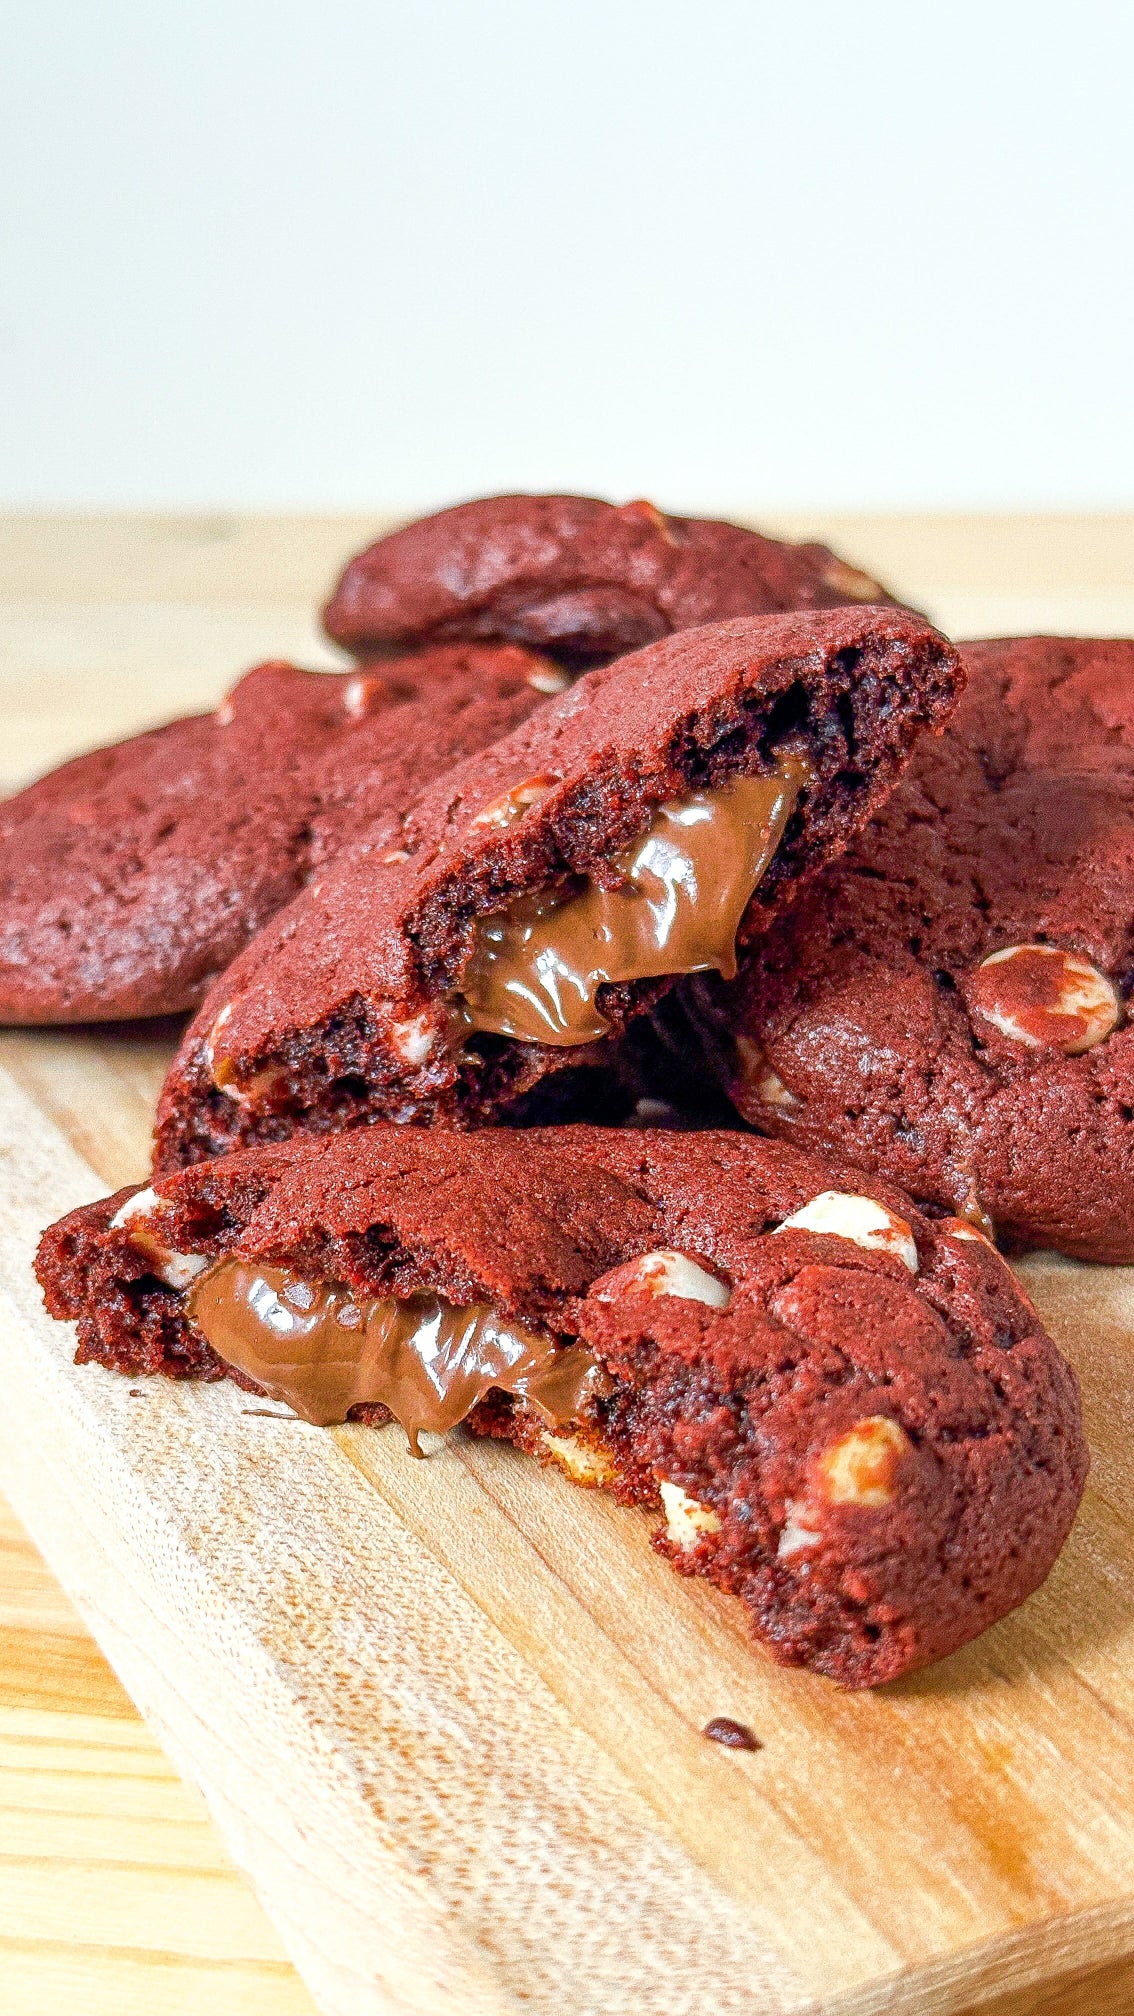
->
[2,515,1134,2016]
[0,1492,320,2016]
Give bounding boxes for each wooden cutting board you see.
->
[2,514,1134,2016]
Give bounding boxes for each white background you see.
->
[2,1,1132,513]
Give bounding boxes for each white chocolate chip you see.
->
[110,1186,160,1230]
[630,1097,682,1126]
[819,1417,910,1507]
[777,1500,822,1558]
[206,1002,233,1048]
[204,1010,285,1109]
[736,1036,800,1112]
[390,1013,435,1065]
[659,1480,722,1549]
[971,944,1120,1055]
[541,1432,617,1486]
[757,1067,799,1112]
[942,1217,994,1246]
[204,1005,249,1105]
[599,1249,731,1309]
[342,672,390,719]
[527,666,572,695]
[471,773,561,829]
[381,847,411,866]
[214,694,236,726]
[109,1187,207,1291]
[204,1003,235,1090]
[774,1192,918,1273]
[155,1251,210,1289]
[821,558,886,603]
[955,1183,995,1242]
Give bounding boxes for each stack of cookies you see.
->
[18,493,1130,1688]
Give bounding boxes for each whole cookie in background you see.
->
[153,606,962,1171]
[323,492,914,666]
[37,1123,1087,1689]
[0,644,556,1023]
[684,636,1134,1261]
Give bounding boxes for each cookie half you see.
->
[153,606,962,1169]
[685,636,1134,1260]
[323,493,913,666]
[37,1124,1086,1688]
[0,645,554,1022]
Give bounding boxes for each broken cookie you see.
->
[37,1124,1086,1689]
[152,605,962,1169]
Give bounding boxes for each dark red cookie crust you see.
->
[323,494,912,666]
[152,606,962,1171]
[689,637,1134,1261]
[36,1124,1087,1689]
[0,645,555,1023]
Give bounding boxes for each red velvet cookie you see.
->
[37,1124,1086,1689]
[0,645,553,1022]
[152,606,962,1170]
[685,637,1134,1260]
[323,494,912,666]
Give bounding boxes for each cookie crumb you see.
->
[703,1716,762,1752]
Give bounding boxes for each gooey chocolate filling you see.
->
[187,1261,598,1452]
[457,761,806,1045]
[206,760,808,1099]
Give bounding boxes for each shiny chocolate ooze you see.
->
[188,1262,598,1452]
[457,761,806,1046]
[205,759,807,1097]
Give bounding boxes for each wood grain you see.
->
[0,1498,318,2016]
[1,514,1133,2016]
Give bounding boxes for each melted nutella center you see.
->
[457,761,805,1045]
[188,1262,597,1452]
